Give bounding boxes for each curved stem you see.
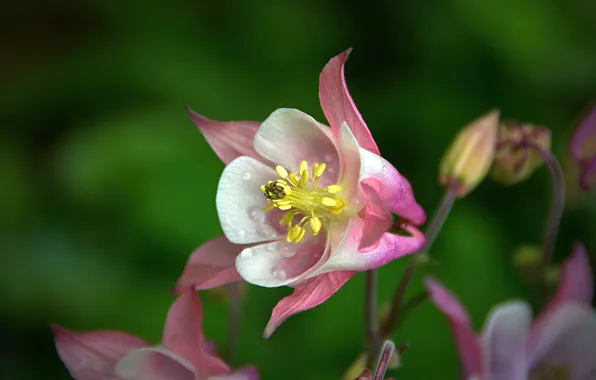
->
[364,270,380,368]
[380,187,457,337]
[225,283,241,362]
[527,142,565,269]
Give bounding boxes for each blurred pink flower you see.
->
[52,289,258,380]
[175,49,426,337]
[426,242,595,380]
[570,106,596,190]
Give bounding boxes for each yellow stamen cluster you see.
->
[260,160,347,243]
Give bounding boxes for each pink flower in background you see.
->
[426,243,596,380]
[175,48,426,337]
[52,289,258,380]
[570,106,596,190]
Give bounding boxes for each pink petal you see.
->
[358,181,393,250]
[186,107,265,165]
[172,235,248,294]
[359,149,426,225]
[223,366,260,380]
[354,369,372,380]
[528,303,596,379]
[481,301,532,380]
[579,157,596,190]
[263,270,354,338]
[216,156,283,244]
[321,219,424,273]
[425,278,483,378]
[235,235,329,288]
[51,324,147,380]
[114,347,195,380]
[570,106,596,162]
[253,108,341,187]
[162,290,230,378]
[318,49,380,155]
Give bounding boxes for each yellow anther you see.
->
[295,228,306,243]
[262,203,274,212]
[326,184,343,194]
[313,162,326,178]
[309,216,322,235]
[321,197,337,207]
[260,185,266,193]
[276,165,289,178]
[299,161,308,175]
[287,225,302,242]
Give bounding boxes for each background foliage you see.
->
[2,0,596,379]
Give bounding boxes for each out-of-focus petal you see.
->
[570,106,596,162]
[528,303,596,380]
[51,325,147,380]
[172,235,249,294]
[481,301,532,380]
[235,235,329,288]
[353,368,372,380]
[579,157,596,190]
[216,156,282,244]
[263,270,354,338]
[162,290,229,378]
[186,107,265,165]
[359,148,426,225]
[218,366,260,380]
[114,346,194,380]
[253,108,340,187]
[425,278,483,378]
[318,49,380,155]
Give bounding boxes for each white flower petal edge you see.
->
[253,108,341,187]
[115,346,194,380]
[216,156,282,244]
[481,301,532,380]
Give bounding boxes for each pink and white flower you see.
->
[52,289,258,380]
[175,49,426,337]
[426,242,596,380]
[570,106,596,190]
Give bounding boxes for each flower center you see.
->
[260,160,348,243]
[530,363,571,380]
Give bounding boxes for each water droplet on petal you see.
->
[272,269,287,280]
[237,229,247,240]
[277,242,296,258]
[381,165,389,175]
[259,227,276,239]
[248,206,265,223]
[240,249,252,259]
[243,172,252,180]
[266,244,276,253]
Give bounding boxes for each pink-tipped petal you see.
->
[358,181,393,250]
[172,236,249,294]
[114,347,195,380]
[528,303,596,379]
[570,106,596,162]
[186,107,265,165]
[359,149,426,225]
[224,366,260,380]
[162,290,229,378]
[235,235,329,288]
[216,156,282,244]
[263,270,354,338]
[253,108,340,187]
[51,325,147,380]
[318,49,380,155]
[551,241,593,308]
[481,301,532,380]
[425,278,483,378]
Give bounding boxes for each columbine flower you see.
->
[570,106,596,190]
[52,289,258,380]
[174,48,426,337]
[425,242,596,380]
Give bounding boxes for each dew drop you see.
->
[240,249,252,259]
[259,227,276,239]
[242,172,252,180]
[381,165,389,175]
[266,244,276,253]
[248,206,265,223]
[272,269,287,280]
[277,242,296,258]
[237,229,247,240]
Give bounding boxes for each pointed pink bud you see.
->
[186,107,266,165]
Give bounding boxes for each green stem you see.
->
[364,270,380,368]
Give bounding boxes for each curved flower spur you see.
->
[174,49,426,337]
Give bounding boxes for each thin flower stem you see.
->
[380,187,457,337]
[225,283,241,363]
[526,142,565,270]
[364,270,380,368]
[373,340,396,380]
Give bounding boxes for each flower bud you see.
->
[490,122,551,186]
[513,244,542,270]
[439,110,499,197]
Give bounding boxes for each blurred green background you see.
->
[2,0,596,379]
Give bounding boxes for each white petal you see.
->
[337,122,363,204]
[235,235,329,288]
[253,108,340,186]
[529,303,596,379]
[115,346,194,380]
[481,301,532,380]
[216,156,283,244]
